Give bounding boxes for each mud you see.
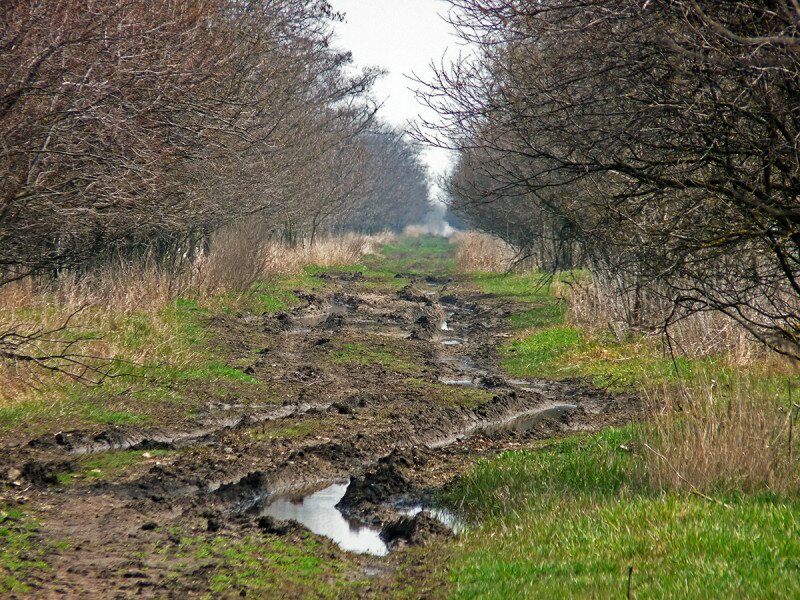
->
[381,512,454,549]
[0,270,638,598]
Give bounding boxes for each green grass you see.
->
[58,449,174,484]
[472,271,570,330]
[0,507,50,594]
[330,340,423,374]
[472,269,729,390]
[500,327,712,390]
[161,530,370,598]
[0,274,313,435]
[312,236,458,289]
[444,428,800,599]
[364,235,456,277]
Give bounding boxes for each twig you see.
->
[627,565,633,599]
[790,381,795,467]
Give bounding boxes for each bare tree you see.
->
[415,0,800,357]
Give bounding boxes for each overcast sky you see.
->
[330,0,462,197]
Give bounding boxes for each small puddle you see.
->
[441,338,463,346]
[260,481,464,556]
[482,404,578,435]
[261,482,388,556]
[396,504,466,534]
[439,377,478,387]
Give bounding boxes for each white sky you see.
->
[330,0,462,198]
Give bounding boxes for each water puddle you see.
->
[439,377,478,387]
[395,504,466,534]
[482,404,578,435]
[441,338,463,346]
[261,482,388,556]
[260,481,464,556]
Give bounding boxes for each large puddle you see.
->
[260,481,463,556]
[261,482,389,556]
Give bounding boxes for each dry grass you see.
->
[642,372,800,496]
[567,278,765,364]
[0,229,395,400]
[451,231,516,273]
[258,232,395,276]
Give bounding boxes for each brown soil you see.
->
[0,272,638,598]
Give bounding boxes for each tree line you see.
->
[418,0,800,359]
[1,0,431,286]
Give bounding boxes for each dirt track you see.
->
[1,271,636,598]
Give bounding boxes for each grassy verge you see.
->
[363,235,456,277]
[458,258,800,598]
[0,507,53,594]
[444,428,800,598]
[0,273,317,437]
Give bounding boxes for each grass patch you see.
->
[364,235,456,277]
[59,449,174,483]
[0,507,50,594]
[0,272,318,437]
[471,271,571,330]
[445,428,800,599]
[330,340,423,374]
[162,530,370,598]
[500,327,708,390]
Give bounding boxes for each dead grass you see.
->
[258,232,396,275]
[0,230,395,401]
[642,371,800,496]
[567,278,765,364]
[451,231,516,273]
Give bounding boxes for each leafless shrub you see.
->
[194,223,272,296]
[568,278,765,363]
[416,0,800,359]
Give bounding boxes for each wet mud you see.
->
[0,271,638,598]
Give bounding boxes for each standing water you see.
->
[261,482,388,556]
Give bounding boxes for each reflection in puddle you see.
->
[396,505,466,534]
[482,404,578,435]
[262,482,388,556]
[441,339,463,346]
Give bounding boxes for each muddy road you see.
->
[1,268,636,598]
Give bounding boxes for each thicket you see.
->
[417,0,800,359]
[1,0,431,374]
